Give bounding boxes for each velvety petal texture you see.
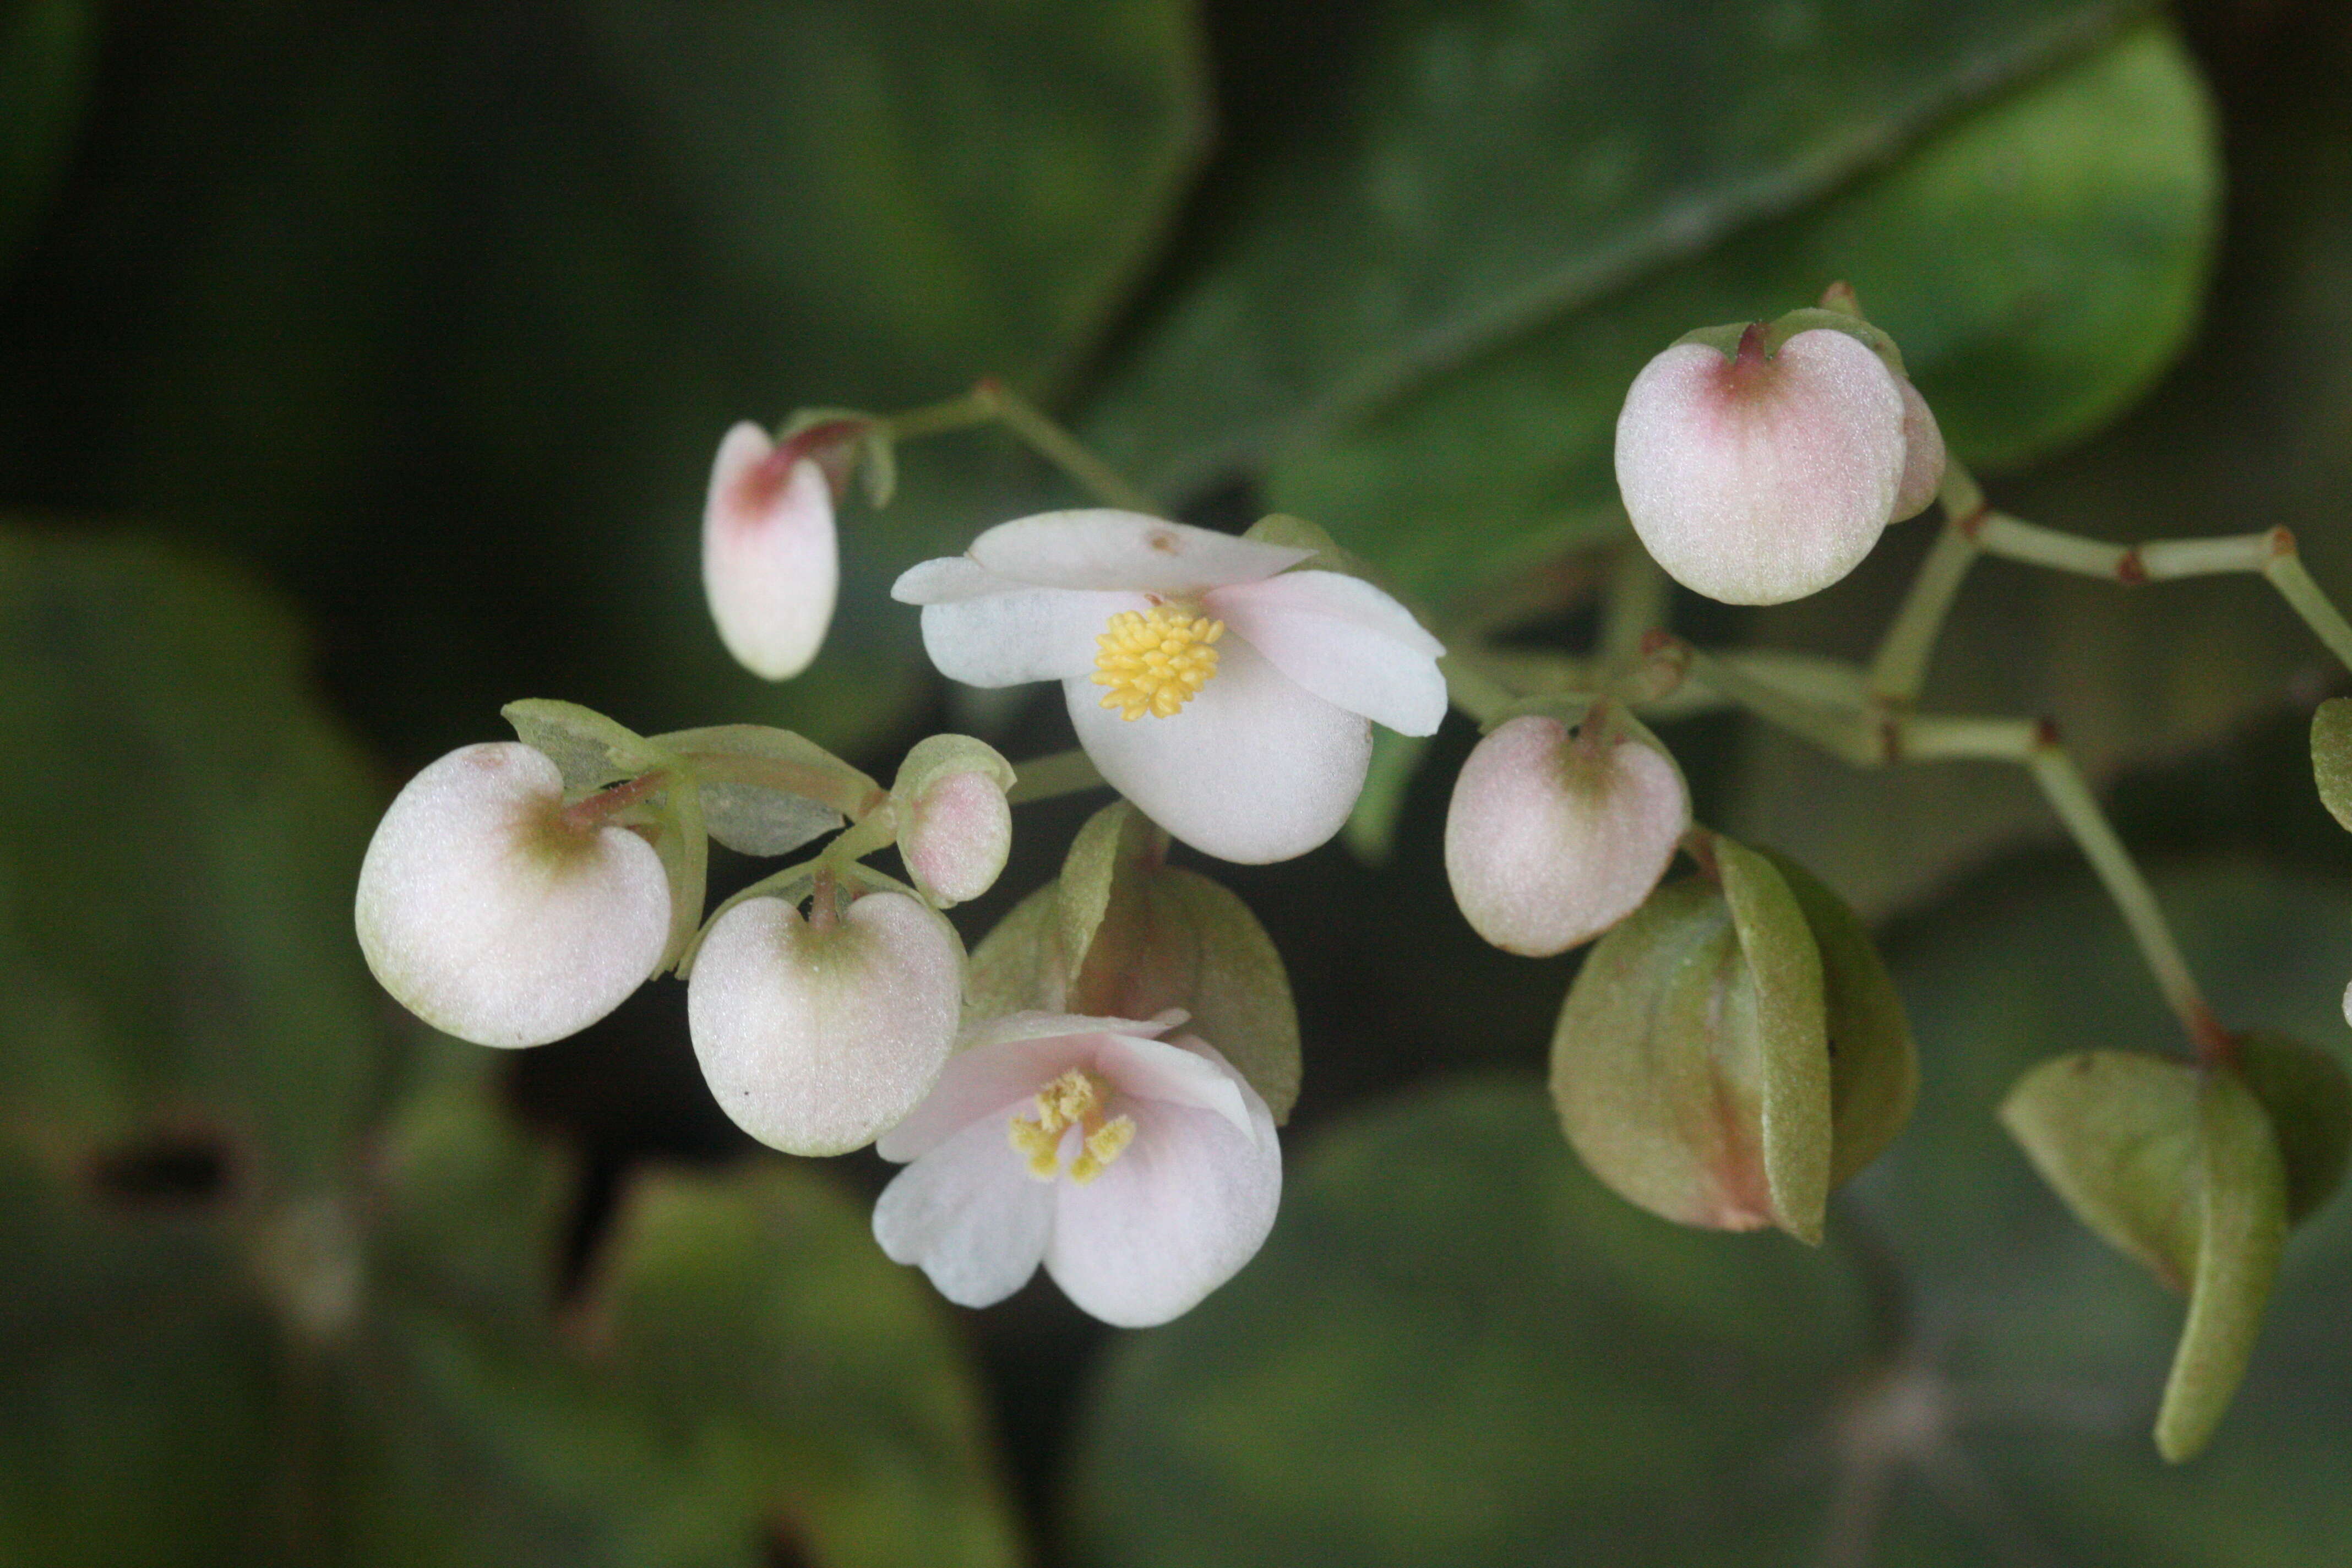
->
[1065,636,1373,864]
[872,1014,1281,1327]
[687,890,963,1156]
[1614,328,1907,605]
[901,768,1013,907]
[1890,378,1948,523]
[1444,714,1689,956]
[967,511,1310,595]
[355,742,671,1048]
[895,510,1446,864]
[703,422,839,679]
[1208,570,1447,737]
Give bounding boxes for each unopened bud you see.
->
[355,743,671,1048]
[891,734,1016,907]
[1889,379,1947,523]
[1614,323,1908,604]
[703,421,841,680]
[686,889,962,1155]
[1444,706,1688,957]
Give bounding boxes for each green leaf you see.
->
[1549,835,1829,1244]
[504,700,669,791]
[2311,699,2352,833]
[586,1161,1027,1568]
[651,723,870,857]
[1073,859,2352,1564]
[1085,5,2211,606]
[0,532,1021,1565]
[1266,21,2214,612]
[0,0,96,269]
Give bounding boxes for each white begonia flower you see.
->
[703,421,840,680]
[1614,325,1912,606]
[355,742,671,1048]
[892,512,1446,864]
[1445,709,1689,957]
[872,1010,1280,1328]
[687,889,963,1156]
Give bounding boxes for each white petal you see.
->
[1614,329,1905,606]
[1444,714,1689,956]
[918,587,1146,688]
[1097,1032,1255,1139]
[902,769,1011,906]
[685,892,962,1155]
[702,424,839,680]
[891,555,1008,605]
[970,511,1311,595]
[875,1014,1182,1163]
[1064,636,1371,864]
[355,743,671,1048]
[1209,570,1447,736]
[1045,1049,1280,1327]
[872,1114,1053,1309]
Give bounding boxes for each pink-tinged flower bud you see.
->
[1614,325,1908,605]
[686,890,962,1156]
[355,743,671,1048]
[1444,707,1689,957]
[891,733,1016,908]
[1890,378,1947,524]
[703,421,840,680]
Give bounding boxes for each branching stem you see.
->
[879,380,1161,514]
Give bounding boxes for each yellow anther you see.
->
[1068,1116,1136,1185]
[1092,605,1225,721]
[1007,1069,1135,1184]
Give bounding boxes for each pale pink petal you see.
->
[917,585,1147,688]
[1209,570,1447,736]
[1064,635,1371,864]
[1614,329,1905,606]
[891,556,1010,605]
[1097,1032,1254,1139]
[1444,714,1689,956]
[703,424,839,680]
[355,743,671,1048]
[902,770,1012,906]
[1890,379,1947,523]
[685,892,962,1156]
[872,1115,1053,1308]
[875,1014,1180,1163]
[1044,1053,1281,1327]
[970,511,1311,595]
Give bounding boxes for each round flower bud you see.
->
[1444,709,1688,957]
[687,889,963,1156]
[703,421,839,680]
[1889,378,1947,524]
[355,742,672,1048]
[1614,325,1908,605]
[890,733,1017,908]
[902,769,1012,906]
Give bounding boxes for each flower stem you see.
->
[1006,748,1109,807]
[1865,518,1981,705]
[877,379,1163,514]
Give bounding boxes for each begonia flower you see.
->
[892,512,1445,863]
[871,1010,1280,1327]
[1615,325,1920,605]
[355,742,671,1048]
[687,889,963,1156]
[703,421,839,680]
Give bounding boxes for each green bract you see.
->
[967,802,1301,1123]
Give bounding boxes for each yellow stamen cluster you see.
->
[1093,605,1224,721]
[1008,1068,1137,1185]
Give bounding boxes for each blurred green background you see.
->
[3,0,2350,1562]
